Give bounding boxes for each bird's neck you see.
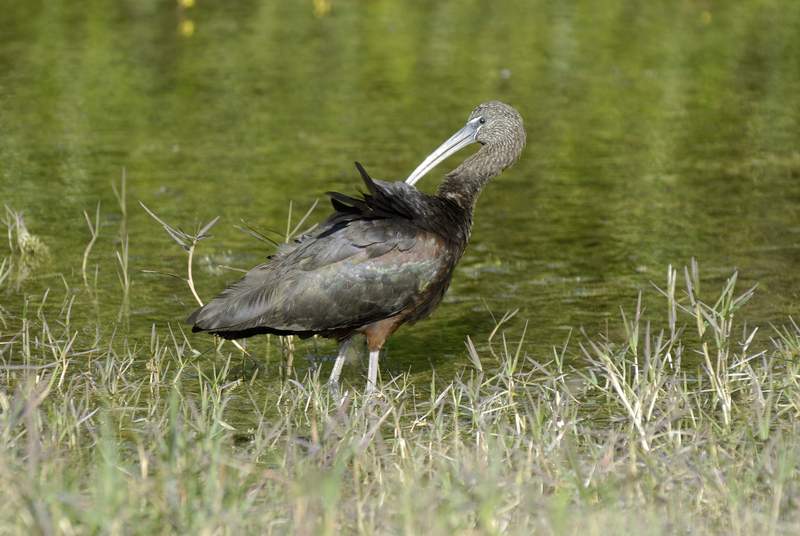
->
[434,144,505,215]
[431,147,503,257]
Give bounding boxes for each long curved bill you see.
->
[405,117,482,186]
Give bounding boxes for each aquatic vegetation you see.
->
[1,250,799,533]
[1,207,51,293]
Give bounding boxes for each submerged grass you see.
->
[1,204,800,534]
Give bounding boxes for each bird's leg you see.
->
[327,337,352,388]
[365,349,380,395]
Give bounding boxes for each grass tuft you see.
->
[2,197,800,533]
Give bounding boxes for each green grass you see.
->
[2,206,800,534]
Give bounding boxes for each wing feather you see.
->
[189,218,446,337]
[188,163,453,339]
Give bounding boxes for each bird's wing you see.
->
[327,163,442,230]
[188,217,449,336]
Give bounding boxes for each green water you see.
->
[2,1,800,414]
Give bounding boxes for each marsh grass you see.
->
[2,207,800,534]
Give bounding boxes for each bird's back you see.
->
[187,165,465,341]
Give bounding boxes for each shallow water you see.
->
[2,1,799,421]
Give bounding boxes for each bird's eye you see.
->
[479,117,486,124]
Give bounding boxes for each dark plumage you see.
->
[187,101,526,393]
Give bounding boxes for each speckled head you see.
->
[468,101,526,175]
[405,101,526,187]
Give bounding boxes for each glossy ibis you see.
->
[187,101,525,393]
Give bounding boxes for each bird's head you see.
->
[406,101,526,186]
[467,101,526,174]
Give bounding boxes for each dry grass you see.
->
[1,199,800,535]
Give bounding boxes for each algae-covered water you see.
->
[2,1,799,417]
